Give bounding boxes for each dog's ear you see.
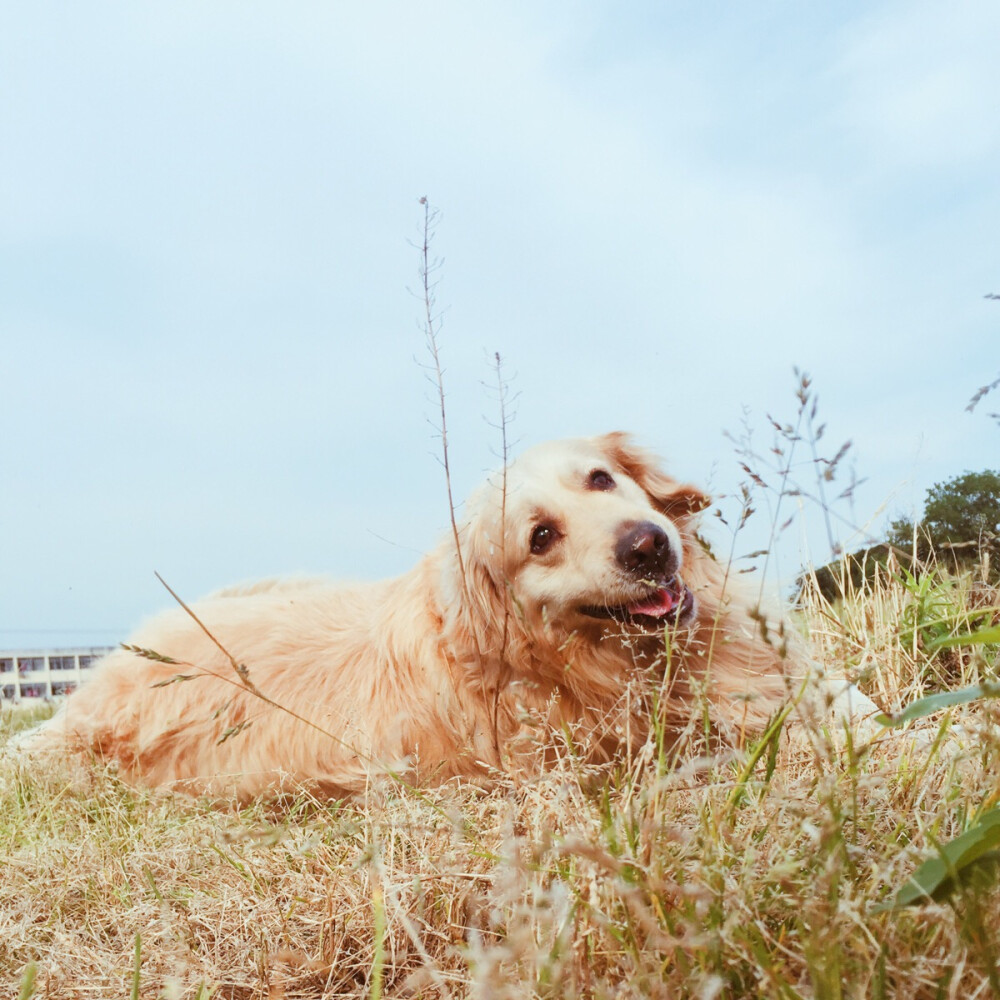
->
[439,492,517,656]
[599,431,711,519]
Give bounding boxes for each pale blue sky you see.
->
[2,2,997,647]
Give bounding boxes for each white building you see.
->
[0,648,114,700]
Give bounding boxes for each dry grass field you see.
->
[2,561,1000,999]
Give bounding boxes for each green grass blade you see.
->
[131,933,141,1000]
[877,682,1000,728]
[17,964,37,1000]
[879,808,1000,909]
[929,624,1000,649]
[727,699,795,809]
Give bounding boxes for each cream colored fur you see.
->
[22,433,816,800]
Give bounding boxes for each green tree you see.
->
[889,469,1000,575]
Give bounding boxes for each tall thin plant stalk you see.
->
[415,198,497,761]
[488,350,515,747]
[416,198,471,601]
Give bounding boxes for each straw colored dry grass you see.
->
[2,567,999,999]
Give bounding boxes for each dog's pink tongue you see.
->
[627,588,676,618]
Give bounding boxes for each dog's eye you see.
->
[587,469,616,491]
[530,524,559,555]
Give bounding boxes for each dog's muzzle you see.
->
[580,520,695,628]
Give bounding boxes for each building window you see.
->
[79,656,101,670]
[50,656,76,671]
[18,657,44,674]
[1,685,14,699]
[0,658,13,673]
[51,681,76,696]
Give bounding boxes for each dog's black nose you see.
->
[615,521,677,578]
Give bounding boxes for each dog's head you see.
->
[455,433,710,645]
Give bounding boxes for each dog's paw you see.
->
[794,677,884,743]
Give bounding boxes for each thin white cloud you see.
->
[834,0,1000,170]
[1,2,997,644]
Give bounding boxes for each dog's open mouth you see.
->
[580,578,696,629]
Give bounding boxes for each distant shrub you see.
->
[800,469,1000,600]
[888,469,1000,579]
[799,542,902,602]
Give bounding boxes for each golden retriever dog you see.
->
[21,433,828,800]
